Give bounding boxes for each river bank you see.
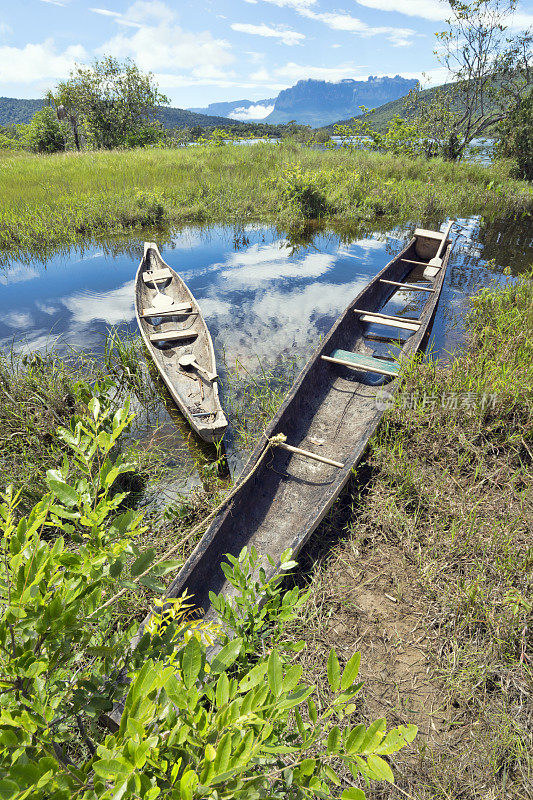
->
[1,144,532,259]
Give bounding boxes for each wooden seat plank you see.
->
[380,279,434,293]
[322,349,399,377]
[143,268,172,283]
[142,303,193,318]
[149,330,198,343]
[354,308,421,332]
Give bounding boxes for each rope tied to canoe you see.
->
[88,430,288,617]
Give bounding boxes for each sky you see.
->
[0,0,532,117]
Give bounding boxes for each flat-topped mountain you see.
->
[264,76,418,127]
[189,98,276,120]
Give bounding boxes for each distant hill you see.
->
[325,84,438,131]
[326,80,504,132]
[262,76,418,127]
[189,98,276,120]
[0,97,44,124]
[0,97,244,129]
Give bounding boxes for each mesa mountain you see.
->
[191,76,419,128]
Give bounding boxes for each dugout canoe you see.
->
[158,223,453,617]
[134,242,228,443]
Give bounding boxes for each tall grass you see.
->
[1,144,531,258]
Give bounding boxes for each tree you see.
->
[498,88,533,179]
[25,107,66,154]
[55,56,169,150]
[431,0,532,159]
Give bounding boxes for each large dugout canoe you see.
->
[135,243,228,443]
[159,224,453,617]
[104,225,453,729]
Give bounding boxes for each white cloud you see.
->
[231,22,305,45]
[98,1,234,75]
[4,311,33,329]
[36,301,60,315]
[256,0,317,8]
[274,62,364,82]
[300,8,415,46]
[40,0,70,6]
[0,265,39,285]
[354,0,446,22]
[62,280,135,325]
[0,39,86,84]
[229,103,275,119]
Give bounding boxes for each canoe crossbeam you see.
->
[322,349,399,377]
[143,268,173,283]
[400,258,428,267]
[380,279,435,293]
[149,330,198,343]
[354,308,421,332]
[142,304,194,318]
[273,440,344,469]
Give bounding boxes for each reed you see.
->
[1,144,531,259]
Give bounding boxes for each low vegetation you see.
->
[0,143,531,259]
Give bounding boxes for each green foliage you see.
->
[0,387,417,798]
[25,107,66,154]
[278,160,329,221]
[55,56,169,150]
[498,90,533,180]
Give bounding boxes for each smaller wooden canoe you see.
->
[134,243,228,443]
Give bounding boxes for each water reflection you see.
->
[1,217,530,368]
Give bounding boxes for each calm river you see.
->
[1,215,531,494]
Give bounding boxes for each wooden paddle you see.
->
[427,220,454,269]
[178,353,217,382]
[150,278,175,312]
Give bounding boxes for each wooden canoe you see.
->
[134,243,228,443]
[158,225,453,616]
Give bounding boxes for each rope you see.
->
[88,431,286,617]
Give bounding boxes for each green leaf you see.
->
[131,548,155,577]
[327,648,340,692]
[181,637,202,689]
[216,673,230,708]
[210,638,243,674]
[346,724,366,755]
[367,755,394,783]
[179,770,199,800]
[341,789,365,800]
[46,478,78,507]
[213,732,232,776]
[361,719,386,753]
[267,650,282,697]
[0,780,19,800]
[341,651,361,691]
[327,725,341,755]
[93,759,132,780]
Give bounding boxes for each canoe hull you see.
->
[163,229,452,614]
[134,243,228,443]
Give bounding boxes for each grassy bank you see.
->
[286,274,533,798]
[1,144,532,258]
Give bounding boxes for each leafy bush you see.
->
[25,107,66,154]
[0,390,417,799]
[278,161,330,224]
[498,92,533,181]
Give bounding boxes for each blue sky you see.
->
[1,0,532,115]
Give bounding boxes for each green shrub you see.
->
[498,91,533,181]
[0,387,417,799]
[25,107,66,154]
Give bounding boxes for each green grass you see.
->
[1,144,531,258]
[282,273,533,799]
